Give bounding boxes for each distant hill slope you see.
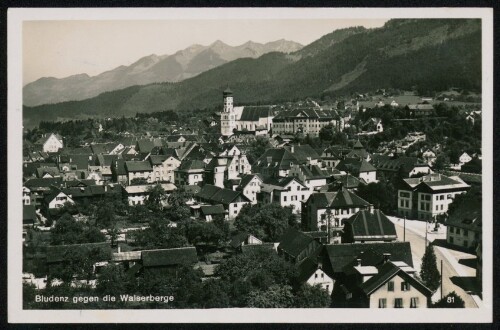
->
[23,39,303,107]
[24,19,481,128]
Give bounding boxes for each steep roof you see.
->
[141,247,198,267]
[238,173,263,189]
[178,159,205,171]
[197,184,249,205]
[24,177,63,189]
[344,210,397,241]
[360,261,432,297]
[284,144,320,163]
[254,148,298,170]
[239,106,272,121]
[125,161,153,172]
[136,139,155,153]
[446,195,481,232]
[329,188,371,208]
[322,242,413,274]
[297,257,321,282]
[278,228,319,258]
[336,158,376,174]
[273,108,339,120]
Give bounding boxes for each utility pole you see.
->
[440,259,444,300]
[425,221,428,248]
[403,216,406,242]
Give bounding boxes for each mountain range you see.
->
[23,19,481,128]
[23,39,303,107]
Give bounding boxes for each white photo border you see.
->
[7,7,494,323]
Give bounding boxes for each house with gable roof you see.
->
[148,154,181,183]
[236,173,263,204]
[196,184,251,219]
[277,228,323,264]
[336,158,377,183]
[125,161,153,185]
[34,133,64,153]
[289,164,334,191]
[358,261,432,308]
[301,187,371,241]
[174,159,205,187]
[259,177,311,214]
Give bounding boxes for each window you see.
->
[450,227,454,233]
[449,236,454,244]
[387,281,394,291]
[284,196,287,202]
[378,298,387,308]
[456,228,461,235]
[315,273,318,279]
[321,273,324,279]
[405,200,409,208]
[400,200,404,207]
[464,229,468,236]
[410,297,419,308]
[440,195,444,200]
[394,298,403,308]
[401,282,411,291]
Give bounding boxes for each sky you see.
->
[23,19,387,85]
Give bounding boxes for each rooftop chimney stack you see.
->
[383,253,391,263]
[357,258,362,266]
[369,204,375,214]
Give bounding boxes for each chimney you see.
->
[318,261,323,270]
[290,145,294,153]
[368,204,375,214]
[383,253,391,263]
[117,244,121,253]
[356,258,362,266]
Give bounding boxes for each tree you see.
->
[145,184,168,211]
[96,263,135,298]
[51,213,106,245]
[164,187,193,222]
[420,245,441,292]
[183,220,227,248]
[235,203,297,241]
[294,284,331,308]
[94,201,116,228]
[432,291,465,308]
[134,217,187,249]
[356,181,397,214]
[246,284,295,308]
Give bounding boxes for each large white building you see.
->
[397,173,470,220]
[220,88,274,136]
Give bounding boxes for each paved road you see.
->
[390,217,478,308]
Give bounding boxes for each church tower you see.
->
[221,87,236,136]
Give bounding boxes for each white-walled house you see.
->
[359,261,432,308]
[124,183,176,206]
[23,187,31,205]
[259,177,311,214]
[237,174,263,204]
[35,133,63,153]
[459,152,472,165]
[148,155,181,183]
[297,258,334,295]
[196,184,251,220]
[43,189,75,209]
